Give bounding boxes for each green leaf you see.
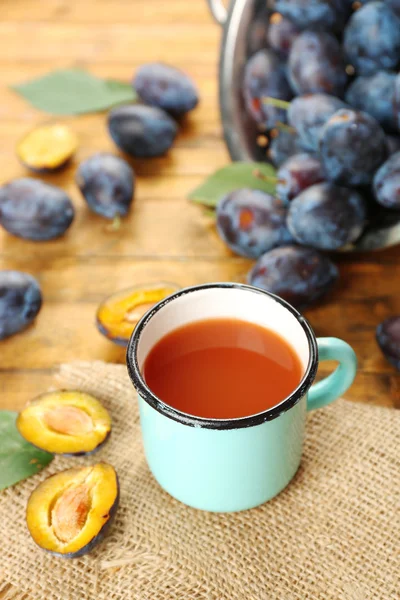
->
[188,162,277,208]
[0,411,53,490]
[11,68,136,115]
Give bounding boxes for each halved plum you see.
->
[26,463,119,558]
[97,282,180,346]
[17,124,78,173]
[17,390,111,455]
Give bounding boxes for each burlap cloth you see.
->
[0,361,399,600]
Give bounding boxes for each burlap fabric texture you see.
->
[0,361,399,600]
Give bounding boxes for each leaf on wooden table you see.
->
[11,69,136,115]
[0,411,53,490]
[188,162,277,208]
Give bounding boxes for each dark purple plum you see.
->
[247,14,269,55]
[288,94,347,152]
[0,178,74,241]
[376,316,400,370]
[76,153,134,219]
[276,153,325,203]
[386,0,400,17]
[273,0,351,31]
[373,151,400,209]
[216,189,291,258]
[344,2,400,75]
[267,14,299,58]
[248,245,338,310]
[393,74,400,131]
[288,31,348,97]
[387,135,400,155]
[0,271,42,340]
[267,129,303,167]
[287,182,367,250]
[243,49,293,130]
[107,104,178,158]
[345,72,397,132]
[319,109,388,186]
[133,63,199,117]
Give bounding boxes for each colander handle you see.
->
[206,0,228,25]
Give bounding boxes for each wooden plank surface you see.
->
[0,0,399,417]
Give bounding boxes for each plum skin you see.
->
[376,316,400,370]
[133,62,199,116]
[319,109,388,186]
[108,104,178,158]
[344,2,400,76]
[248,245,339,310]
[288,31,347,97]
[76,153,135,219]
[0,271,42,340]
[216,189,292,258]
[276,153,325,203]
[268,130,303,167]
[373,151,400,209]
[0,178,74,241]
[288,94,347,153]
[243,49,293,130]
[287,183,367,250]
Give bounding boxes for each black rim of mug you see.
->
[126,282,318,430]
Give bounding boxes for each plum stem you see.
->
[262,96,290,110]
[203,207,216,218]
[275,121,296,134]
[252,169,278,184]
[106,214,122,232]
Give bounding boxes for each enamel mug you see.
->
[126,283,357,512]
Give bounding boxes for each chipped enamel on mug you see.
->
[126,283,357,512]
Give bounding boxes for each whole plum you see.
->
[267,14,299,58]
[373,151,400,209]
[133,63,199,117]
[319,109,388,186]
[0,271,42,340]
[243,49,293,130]
[216,189,291,258]
[108,104,178,158]
[344,2,400,75]
[76,153,134,219]
[276,153,325,203]
[0,178,74,241]
[288,31,347,97]
[248,245,338,310]
[287,183,367,250]
[288,94,347,152]
[345,72,397,132]
[376,316,400,370]
[273,0,351,31]
[268,129,303,167]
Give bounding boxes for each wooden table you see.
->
[0,0,398,412]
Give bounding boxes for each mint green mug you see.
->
[126,283,357,512]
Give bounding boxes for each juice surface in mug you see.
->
[143,317,303,419]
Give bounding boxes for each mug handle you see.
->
[307,338,357,411]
